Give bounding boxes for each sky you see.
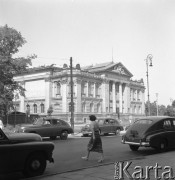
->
[0,0,175,106]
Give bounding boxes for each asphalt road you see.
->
[43,134,158,175]
[2,134,159,180]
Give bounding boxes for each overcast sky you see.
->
[1,0,175,106]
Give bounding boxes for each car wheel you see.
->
[50,136,57,140]
[23,153,46,177]
[60,130,68,140]
[156,139,167,152]
[115,129,121,135]
[129,145,139,151]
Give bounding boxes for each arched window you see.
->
[33,104,37,113]
[82,103,86,112]
[40,103,45,113]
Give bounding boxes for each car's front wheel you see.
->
[23,153,46,177]
[60,130,68,140]
[129,145,139,151]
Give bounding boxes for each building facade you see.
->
[14,62,145,125]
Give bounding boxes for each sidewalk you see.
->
[29,150,175,180]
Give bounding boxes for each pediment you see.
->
[107,63,133,77]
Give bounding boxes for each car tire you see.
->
[50,136,57,140]
[23,153,46,177]
[156,139,167,152]
[60,130,68,140]
[115,129,121,135]
[129,145,139,151]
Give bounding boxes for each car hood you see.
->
[5,132,42,143]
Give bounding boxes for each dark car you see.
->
[121,116,175,152]
[81,117,123,137]
[0,128,54,177]
[16,117,74,140]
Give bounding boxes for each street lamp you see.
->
[145,54,153,116]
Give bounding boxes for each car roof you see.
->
[98,117,117,120]
[136,116,175,123]
[43,117,63,120]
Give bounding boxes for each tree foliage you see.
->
[0,25,36,116]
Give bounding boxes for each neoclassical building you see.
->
[14,61,145,124]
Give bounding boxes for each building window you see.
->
[33,104,37,113]
[82,103,86,112]
[97,103,101,113]
[40,103,45,113]
[90,103,94,112]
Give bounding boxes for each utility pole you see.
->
[70,57,74,131]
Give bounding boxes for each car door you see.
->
[162,119,174,147]
[170,119,175,147]
[38,119,52,137]
[100,119,110,134]
[55,120,63,136]
[109,119,115,133]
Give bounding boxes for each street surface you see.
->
[43,134,157,175]
[2,134,158,180]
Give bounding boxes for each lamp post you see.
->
[145,54,153,116]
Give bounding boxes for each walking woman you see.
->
[82,115,104,163]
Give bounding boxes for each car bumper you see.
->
[121,138,150,147]
[81,131,92,136]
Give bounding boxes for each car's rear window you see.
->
[135,119,153,125]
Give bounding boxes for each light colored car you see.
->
[81,118,123,137]
[0,128,54,177]
[16,117,74,140]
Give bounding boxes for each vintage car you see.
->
[16,117,73,140]
[0,128,54,177]
[121,116,175,152]
[81,117,123,137]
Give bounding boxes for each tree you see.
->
[0,25,36,117]
[47,105,53,116]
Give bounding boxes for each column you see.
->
[123,84,131,113]
[61,80,68,113]
[86,82,89,97]
[119,83,123,113]
[76,79,82,112]
[45,78,52,113]
[112,81,116,113]
[101,80,109,113]
[93,83,96,98]
[20,81,25,112]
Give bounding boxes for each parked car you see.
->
[15,117,74,140]
[81,117,123,137]
[121,116,175,152]
[0,128,54,177]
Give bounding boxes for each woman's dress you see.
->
[87,121,103,153]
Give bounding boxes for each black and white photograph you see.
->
[1,0,175,179]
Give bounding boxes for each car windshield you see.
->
[134,119,153,125]
[33,118,45,125]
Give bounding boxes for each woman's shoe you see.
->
[98,158,104,163]
[81,156,88,161]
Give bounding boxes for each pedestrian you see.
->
[81,115,104,163]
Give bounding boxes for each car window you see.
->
[172,120,175,128]
[44,120,51,125]
[163,120,172,129]
[0,130,4,139]
[104,119,109,125]
[135,119,153,124]
[109,119,115,125]
[52,120,58,125]
[56,120,62,126]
